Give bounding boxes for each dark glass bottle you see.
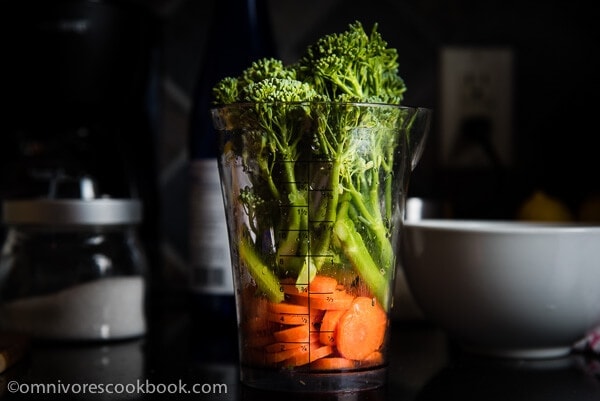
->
[188,0,277,328]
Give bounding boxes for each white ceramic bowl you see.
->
[401,219,600,359]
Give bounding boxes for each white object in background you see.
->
[402,220,600,358]
[0,277,145,340]
[405,197,443,222]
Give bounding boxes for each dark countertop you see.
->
[2,293,599,400]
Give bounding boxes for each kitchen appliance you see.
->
[0,0,160,282]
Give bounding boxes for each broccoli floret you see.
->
[241,77,320,103]
[297,21,407,103]
[212,76,239,105]
[213,58,300,105]
[240,58,296,85]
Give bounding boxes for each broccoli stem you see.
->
[309,160,341,267]
[251,136,282,202]
[333,216,390,309]
[367,174,395,275]
[239,230,284,303]
[274,159,308,275]
[296,154,349,284]
[258,159,281,201]
[344,181,394,275]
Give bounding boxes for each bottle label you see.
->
[189,159,233,295]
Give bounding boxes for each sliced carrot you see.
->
[309,308,325,329]
[267,311,310,325]
[282,344,333,367]
[286,289,355,310]
[281,275,339,295]
[335,297,388,361]
[310,357,356,371]
[319,309,345,345]
[264,333,320,353]
[241,279,387,369]
[267,301,309,315]
[306,275,339,294]
[272,324,312,343]
[309,292,354,310]
[265,342,313,364]
[279,278,300,295]
[267,307,324,326]
[265,341,303,354]
[359,351,384,367]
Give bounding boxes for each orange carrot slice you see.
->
[267,311,310,325]
[267,301,309,315]
[286,289,355,310]
[279,278,301,295]
[310,357,356,370]
[319,309,345,345]
[305,275,339,294]
[264,333,320,353]
[359,351,384,366]
[281,275,339,295]
[265,342,313,364]
[272,324,312,343]
[282,344,333,367]
[309,308,325,328]
[335,297,387,361]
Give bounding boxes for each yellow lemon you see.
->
[516,190,573,222]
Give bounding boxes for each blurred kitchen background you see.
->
[1,0,598,294]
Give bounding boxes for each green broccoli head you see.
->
[213,58,301,105]
[297,21,406,104]
[241,58,296,85]
[241,77,322,103]
[212,76,240,105]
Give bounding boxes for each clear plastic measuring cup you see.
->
[211,102,431,392]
